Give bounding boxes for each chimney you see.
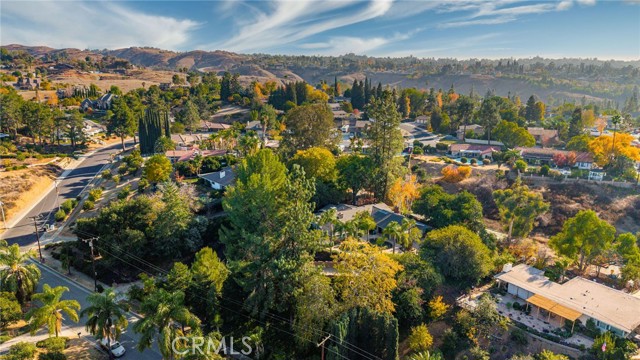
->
[220,171,226,179]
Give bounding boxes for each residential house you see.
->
[317,203,428,243]
[516,147,594,170]
[415,115,429,125]
[351,120,371,137]
[199,121,231,132]
[449,144,501,160]
[245,120,264,138]
[14,76,39,90]
[80,93,116,112]
[496,264,640,338]
[198,167,236,190]
[527,127,559,147]
[165,149,226,163]
[457,124,484,140]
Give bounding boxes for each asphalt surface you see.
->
[1,142,130,247]
[400,121,442,147]
[34,261,161,360]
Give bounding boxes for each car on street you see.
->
[101,339,126,357]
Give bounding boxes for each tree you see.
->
[493,180,549,240]
[455,95,475,142]
[333,239,403,314]
[408,351,444,360]
[133,288,201,360]
[589,133,640,167]
[26,284,80,337]
[441,165,472,182]
[180,99,201,134]
[0,292,22,330]
[536,350,569,360]
[107,97,136,151]
[428,295,450,321]
[327,307,398,360]
[493,121,535,148]
[293,264,336,347]
[0,244,41,304]
[420,225,492,284]
[617,233,640,263]
[479,97,501,145]
[290,147,337,182]
[353,210,376,242]
[549,210,616,273]
[366,92,404,200]
[408,324,433,353]
[382,221,403,254]
[143,154,172,184]
[65,109,86,149]
[82,288,129,355]
[281,103,335,154]
[4,342,37,360]
[337,154,373,205]
[413,185,483,231]
[221,150,321,317]
[387,175,419,215]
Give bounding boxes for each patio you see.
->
[495,294,594,348]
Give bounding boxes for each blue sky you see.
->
[1,0,639,60]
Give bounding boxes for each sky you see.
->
[1,0,639,60]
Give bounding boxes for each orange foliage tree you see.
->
[441,165,472,183]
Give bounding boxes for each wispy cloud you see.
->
[0,1,199,50]
[298,28,422,55]
[210,0,397,52]
[437,0,596,28]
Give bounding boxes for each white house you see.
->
[496,264,640,338]
[198,167,236,190]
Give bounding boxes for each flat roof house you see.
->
[496,264,640,338]
[198,167,236,190]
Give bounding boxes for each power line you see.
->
[73,229,381,360]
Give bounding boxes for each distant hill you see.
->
[3,44,639,105]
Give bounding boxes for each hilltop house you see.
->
[516,147,594,170]
[496,264,640,338]
[449,144,501,160]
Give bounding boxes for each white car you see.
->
[101,339,126,357]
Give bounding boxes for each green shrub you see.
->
[510,328,528,345]
[36,337,68,352]
[460,157,468,164]
[539,164,550,176]
[137,178,149,193]
[60,200,74,214]
[88,189,103,202]
[117,185,131,200]
[0,334,12,344]
[435,142,449,151]
[54,210,67,222]
[82,200,95,211]
[101,170,112,180]
[16,152,26,161]
[5,342,36,360]
[515,159,527,172]
[118,165,128,175]
[482,159,490,165]
[112,175,121,184]
[38,352,66,360]
[470,158,477,165]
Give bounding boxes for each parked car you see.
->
[100,339,126,358]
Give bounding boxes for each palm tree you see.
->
[408,351,444,360]
[82,288,129,357]
[399,218,419,251]
[133,289,201,360]
[318,208,338,247]
[353,210,376,242]
[26,284,80,337]
[0,244,41,304]
[611,114,621,163]
[382,221,403,254]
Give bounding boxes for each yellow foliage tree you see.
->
[387,175,419,214]
[306,84,329,103]
[47,93,58,106]
[428,296,450,321]
[441,165,472,183]
[407,324,433,353]
[588,133,640,166]
[333,238,403,314]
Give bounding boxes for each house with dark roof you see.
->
[199,121,231,132]
[198,167,236,190]
[457,124,484,140]
[516,147,594,169]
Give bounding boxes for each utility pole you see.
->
[317,335,331,360]
[54,180,60,212]
[29,216,44,262]
[82,237,99,292]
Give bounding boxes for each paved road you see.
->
[400,122,441,147]
[1,142,130,247]
[0,262,161,359]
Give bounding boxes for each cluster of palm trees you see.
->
[317,209,422,254]
[1,240,197,359]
